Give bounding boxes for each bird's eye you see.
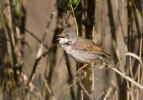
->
[65,34,69,37]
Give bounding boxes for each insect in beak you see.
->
[57,35,65,40]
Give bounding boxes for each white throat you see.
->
[59,38,75,54]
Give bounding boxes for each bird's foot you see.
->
[76,70,87,83]
[76,63,89,75]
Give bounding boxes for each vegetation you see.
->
[0,0,142,100]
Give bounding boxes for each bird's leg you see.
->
[76,63,89,75]
[76,62,81,71]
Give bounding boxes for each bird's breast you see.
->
[62,44,73,54]
[68,49,99,63]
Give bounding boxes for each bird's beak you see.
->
[57,35,65,40]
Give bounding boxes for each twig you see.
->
[9,0,17,44]
[112,68,143,90]
[140,0,143,97]
[38,66,55,100]
[78,78,94,100]
[123,52,142,67]
[58,81,78,100]
[103,87,113,100]
[25,43,58,95]
[17,25,49,49]
[68,0,79,35]
[90,65,116,71]
[94,77,108,89]
[114,0,128,51]
[115,51,132,100]
[110,80,118,100]
[130,0,143,18]
[95,91,105,100]
[76,63,89,74]
[29,90,45,100]
[64,52,76,100]
[59,73,94,100]
[137,37,142,99]
[4,15,18,81]
[91,66,95,92]
[37,10,56,58]
[73,0,81,11]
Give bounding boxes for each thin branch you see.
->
[64,52,76,100]
[137,37,142,99]
[4,15,18,81]
[103,87,113,100]
[123,52,142,67]
[38,66,55,100]
[37,10,56,58]
[114,0,128,51]
[69,0,79,35]
[73,0,81,11]
[17,25,49,49]
[94,77,108,89]
[131,0,143,18]
[58,81,78,100]
[110,80,118,100]
[78,79,94,100]
[29,90,45,100]
[25,43,58,95]
[96,91,105,100]
[112,68,143,90]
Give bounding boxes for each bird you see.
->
[58,27,111,72]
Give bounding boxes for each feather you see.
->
[74,37,110,58]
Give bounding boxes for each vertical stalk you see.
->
[83,0,95,99]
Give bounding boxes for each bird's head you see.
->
[57,27,78,46]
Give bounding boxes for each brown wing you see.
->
[74,37,110,57]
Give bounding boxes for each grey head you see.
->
[58,27,78,46]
